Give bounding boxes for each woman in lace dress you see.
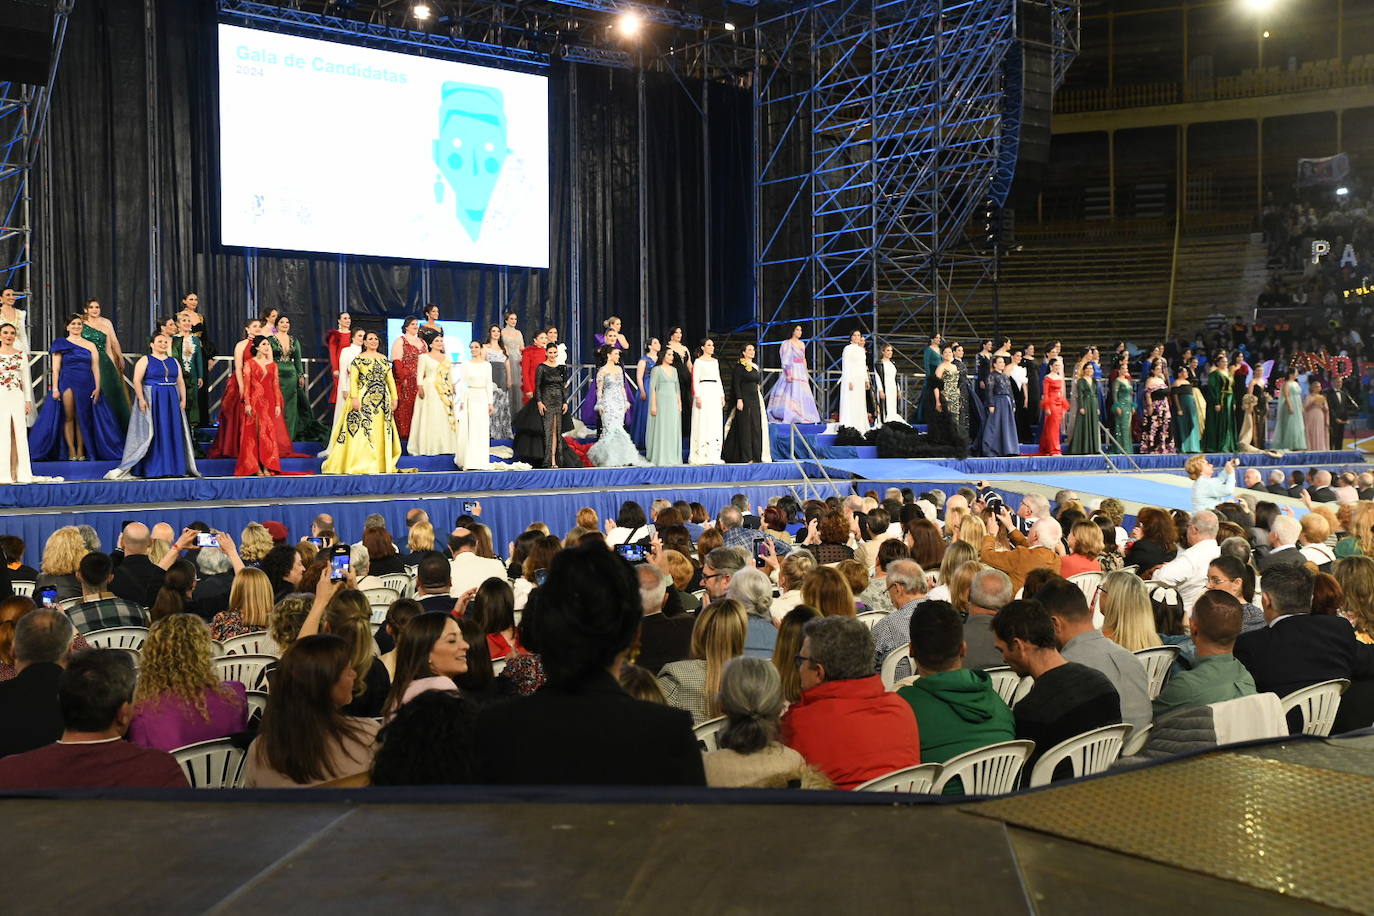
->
[589,346,648,467]
[483,324,512,439]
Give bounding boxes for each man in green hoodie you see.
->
[896,600,1016,769]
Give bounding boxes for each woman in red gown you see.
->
[325,312,352,404]
[520,330,549,406]
[1038,356,1069,456]
[236,336,294,476]
[391,316,425,439]
[207,317,265,459]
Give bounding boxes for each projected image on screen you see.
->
[217,24,549,268]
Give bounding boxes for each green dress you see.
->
[1200,369,1236,453]
[1066,376,1100,454]
[1110,377,1134,454]
[80,324,130,429]
[645,364,683,465]
[1271,379,1307,451]
[1172,382,1202,452]
[270,334,327,441]
[171,334,205,426]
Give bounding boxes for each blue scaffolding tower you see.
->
[753,0,1079,404]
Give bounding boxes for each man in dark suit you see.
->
[1256,516,1306,574]
[0,609,72,759]
[1243,468,1265,492]
[1265,470,1288,496]
[1234,565,1374,703]
[1328,375,1356,450]
[1359,471,1374,502]
[414,554,458,614]
[1307,469,1337,503]
[1286,470,1307,500]
[636,564,694,674]
[110,523,166,607]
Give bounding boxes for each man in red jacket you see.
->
[782,616,920,789]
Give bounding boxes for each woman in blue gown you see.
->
[106,332,199,479]
[588,346,648,467]
[979,354,1019,457]
[630,338,658,449]
[29,313,124,461]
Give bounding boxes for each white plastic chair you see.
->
[693,715,728,753]
[854,762,942,794]
[856,611,886,630]
[1067,571,1104,605]
[1121,722,1153,757]
[1133,645,1182,700]
[984,666,1022,706]
[173,738,246,789]
[1279,678,1350,737]
[932,740,1035,796]
[82,626,149,651]
[9,580,33,597]
[1010,675,1035,707]
[219,632,278,658]
[880,646,913,691]
[362,586,401,611]
[213,654,276,692]
[378,574,413,598]
[244,690,269,723]
[1027,723,1131,787]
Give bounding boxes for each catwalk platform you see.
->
[4,731,1369,913]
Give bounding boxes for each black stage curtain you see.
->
[41,0,750,365]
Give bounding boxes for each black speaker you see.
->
[1009,0,1052,208]
[0,0,53,85]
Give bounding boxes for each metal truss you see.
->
[752,0,1080,395]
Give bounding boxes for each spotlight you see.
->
[724,21,736,31]
[1336,187,1350,196]
[413,3,431,20]
[1242,0,1275,11]
[1262,29,1270,38]
[618,12,643,36]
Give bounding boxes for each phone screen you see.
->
[38,586,58,608]
[197,533,220,548]
[533,568,548,586]
[462,499,477,514]
[306,537,324,547]
[616,543,646,563]
[330,552,350,582]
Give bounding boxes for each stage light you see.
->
[1336,186,1349,196]
[724,21,736,31]
[1242,0,1275,11]
[1262,30,1270,38]
[413,3,432,20]
[618,12,643,37]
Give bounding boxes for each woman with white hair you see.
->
[702,657,830,789]
[727,566,777,658]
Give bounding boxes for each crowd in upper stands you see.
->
[1,471,1373,791]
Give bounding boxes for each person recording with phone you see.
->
[1187,454,1240,512]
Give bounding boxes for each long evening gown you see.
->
[1200,369,1236,453]
[535,363,571,468]
[589,367,649,467]
[408,354,459,457]
[392,337,425,440]
[668,343,694,438]
[1109,377,1134,454]
[630,354,654,448]
[520,344,546,406]
[1238,383,1268,452]
[207,341,248,459]
[500,327,525,408]
[318,344,361,460]
[326,330,351,404]
[80,324,130,430]
[1272,380,1306,451]
[979,372,1019,457]
[1037,376,1067,456]
[768,339,821,424]
[723,363,771,464]
[109,356,199,479]
[1066,377,1101,455]
[1140,384,1174,454]
[0,351,32,482]
[646,364,683,466]
[235,359,293,476]
[322,356,401,475]
[1019,359,1042,442]
[930,366,968,454]
[838,344,869,432]
[878,359,903,424]
[484,347,512,438]
[917,345,941,423]
[1303,394,1330,451]
[956,359,986,446]
[580,334,634,429]
[1171,382,1203,453]
[688,357,724,465]
[272,335,326,441]
[28,338,124,461]
[171,334,204,428]
[186,313,214,426]
[454,359,494,470]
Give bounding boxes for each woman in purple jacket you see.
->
[128,614,248,751]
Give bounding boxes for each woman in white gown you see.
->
[316,328,364,459]
[454,340,494,470]
[588,346,649,467]
[876,343,904,424]
[483,324,512,439]
[688,338,724,465]
[409,336,458,456]
[838,329,870,431]
[0,320,33,483]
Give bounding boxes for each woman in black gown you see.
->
[723,343,767,463]
[512,342,574,468]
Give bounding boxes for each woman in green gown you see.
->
[1271,366,1308,451]
[1200,352,1236,453]
[172,311,205,427]
[645,347,683,466]
[1066,362,1101,454]
[270,315,327,441]
[81,298,130,429]
[1170,366,1203,453]
[1109,364,1134,454]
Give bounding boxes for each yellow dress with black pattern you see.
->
[321,353,401,475]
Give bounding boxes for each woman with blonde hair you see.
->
[1099,570,1163,651]
[771,549,817,621]
[1336,503,1374,559]
[800,566,855,618]
[771,605,820,704]
[947,560,982,616]
[36,526,88,601]
[129,614,249,751]
[927,540,977,601]
[835,559,870,612]
[270,592,313,656]
[210,567,274,641]
[404,521,435,564]
[954,513,986,549]
[239,522,274,566]
[1335,557,1374,643]
[575,507,599,530]
[1060,520,1104,577]
[658,598,747,723]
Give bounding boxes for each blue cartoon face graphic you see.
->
[432,82,509,241]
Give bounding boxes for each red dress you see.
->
[520,344,545,405]
[236,359,294,475]
[207,344,249,459]
[391,337,425,438]
[325,330,351,403]
[1038,375,1069,456]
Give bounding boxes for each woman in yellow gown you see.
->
[321,331,401,475]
